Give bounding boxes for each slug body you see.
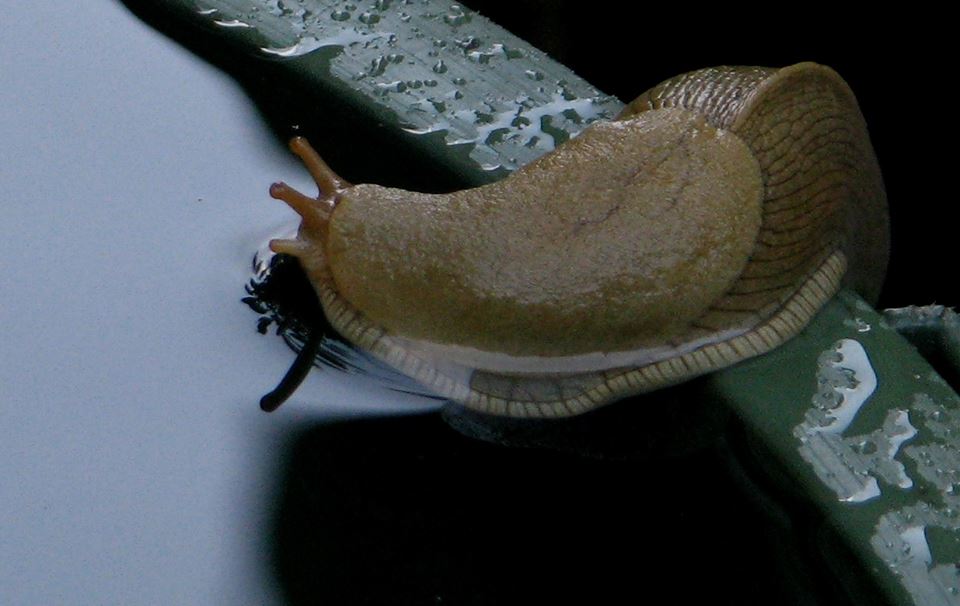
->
[269,62,888,418]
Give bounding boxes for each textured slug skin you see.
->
[620,63,889,306]
[270,62,889,416]
[324,107,764,358]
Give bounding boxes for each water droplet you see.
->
[443,5,468,26]
[213,18,252,28]
[374,0,392,9]
[524,69,544,81]
[497,44,524,59]
[474,112,494,125]
[331,9,350,21]
[432,59,448,74]
[359,11,380,24]
[818,349,842,365]
[467,50,495,64]
[455,36,480,51]
[812,389,844,411]
[369,55,389,77]
[452,77,466,85]
[562,108,583,124]
[375,80,407,95]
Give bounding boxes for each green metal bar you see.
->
[126,0,619,186]
[125,2,960,603]
[713,290,960,605]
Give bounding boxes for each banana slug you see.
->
[265,62,888,418]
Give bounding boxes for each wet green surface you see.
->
[714,291,960,605]
[131,0,618,186]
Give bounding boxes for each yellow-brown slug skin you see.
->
[274,62,888,418]
[326,108,763,358]
[620,63,888,305]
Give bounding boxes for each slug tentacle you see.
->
[289,136,350,197]
[269,181,331,227]
[263,62,889,419]
[268,237,314,258]
[269,136,351,228]
[267,137,352,277]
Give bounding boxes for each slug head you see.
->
[267,137,349,283]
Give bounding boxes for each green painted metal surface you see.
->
[715,290,960,605]
[139,0,619,186]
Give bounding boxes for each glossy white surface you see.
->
[0,2,435,604]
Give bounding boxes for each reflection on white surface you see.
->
[0,2,437,604]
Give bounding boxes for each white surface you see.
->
[0,2,435,604]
